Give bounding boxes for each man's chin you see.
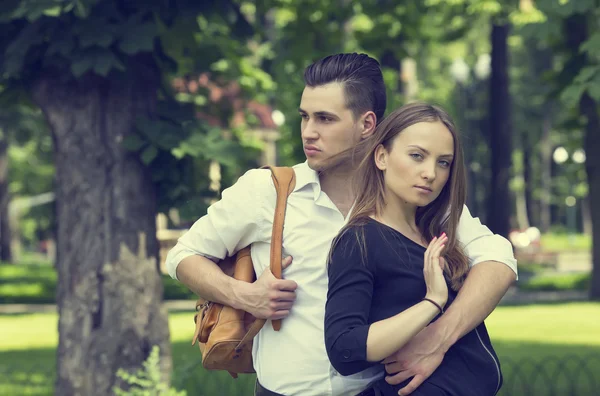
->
[306,158,323,171]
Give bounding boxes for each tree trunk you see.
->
[523,144,537,227]
[539,115,552,232]
[581,93,600,300]
[563,13,600,299]
[31,63,172,395]
[0,133,12,262]
[487,22,513,238]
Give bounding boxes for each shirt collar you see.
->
[292,161,321,200]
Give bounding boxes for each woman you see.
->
[324,103,502,396]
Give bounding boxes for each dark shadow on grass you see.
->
[1,340,598,396]
[0,348,56,396]
[492,341,600,396]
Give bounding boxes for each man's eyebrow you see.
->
[407,145,453,158]
[297,108,338,118]
[314,111,338,118]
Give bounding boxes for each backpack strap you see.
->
[263,166,296,331]
[234,166,295,353]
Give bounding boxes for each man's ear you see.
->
[360,111,377,139]
[374,144,387,171]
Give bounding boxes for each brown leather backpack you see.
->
[191,166,296,378]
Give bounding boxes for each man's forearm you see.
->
[176,255,249,310]
[435,260,516,351]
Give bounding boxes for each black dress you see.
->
[324,218,503,396]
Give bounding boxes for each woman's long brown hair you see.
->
[327,102,469,291]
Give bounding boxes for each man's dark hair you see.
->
[303,53,386,124]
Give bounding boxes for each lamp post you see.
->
[553,146,586,245]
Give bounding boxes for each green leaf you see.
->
[141,145,158,164]
[560,83,585,108]
[92,51,125,76]
[574,66,600,84]
[121,134,146,151]
[588,75,600,102]
[580,32,600,59]
[43,6,62,17]
[74,0,93,19]
[46,35,76,56]
[3,23,45,76]
[79,24,118,48]
[70,55,95,78]
[119,22,158,54]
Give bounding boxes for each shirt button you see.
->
[343,349,351,359]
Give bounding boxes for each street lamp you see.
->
[553,146,586,245]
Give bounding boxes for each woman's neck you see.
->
[374,191,421,240]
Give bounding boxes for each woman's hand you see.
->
[423,233,448,310]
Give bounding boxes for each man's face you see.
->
[298,82,364,171]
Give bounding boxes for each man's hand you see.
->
[240,256,298,320]
[382,323,446,395]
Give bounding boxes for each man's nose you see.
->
[301,119,319,141]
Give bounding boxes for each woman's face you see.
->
[375,121,455,208]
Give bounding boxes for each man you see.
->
[166,53,517,396]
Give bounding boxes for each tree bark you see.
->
[581,93,600,300]
[0,133,12,262]
[539,115,552,232]
[487,22,513,238]
[31,62,172,395]
[563,13,600,299]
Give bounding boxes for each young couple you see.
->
[166,53,517,396]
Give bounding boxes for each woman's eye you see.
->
[439,160,451,168]
[410,153,423,160]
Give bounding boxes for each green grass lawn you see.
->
[540,233,592,252]
[1,302,599,396]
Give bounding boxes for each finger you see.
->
[438,257,446,270]
[385,370,414,386]
[424,236,436,263]
[430,238,445,262]
[275,279,298,291]
[273,290,296,301]
[269,300,294,311]
[282,255,293,270]
[432,244,446,270]
[431,234,447,252]
[383,361,403,374]
[381,356,397,365]
[398,374,426,395]
[269,310,290,320]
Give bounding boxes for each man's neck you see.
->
[319,168,355,218]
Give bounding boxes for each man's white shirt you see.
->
[166,161,518,396]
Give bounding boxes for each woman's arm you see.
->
[325,230,447,375]
[365,300,441,362]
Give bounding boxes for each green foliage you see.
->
[114,346,186,396]
[0,0,280,219]
[519,272,591,292]
[0,264,195,304]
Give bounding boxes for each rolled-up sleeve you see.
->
[457,205,518,279]
[165,169,271,280]
[324,231,378,376]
